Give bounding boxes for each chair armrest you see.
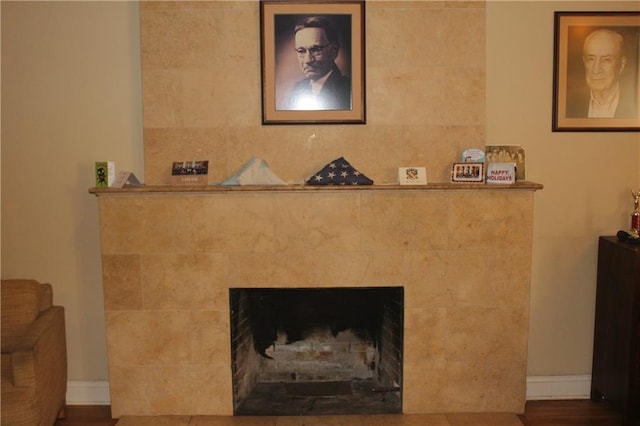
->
[1,306,66,388]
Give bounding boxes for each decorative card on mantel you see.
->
[111,171,143,188]
[486,163,516,184]
[486,145,525,181]
[171,161,208,185]
[398,167,427,185]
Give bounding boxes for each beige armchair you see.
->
[1,279,67,426]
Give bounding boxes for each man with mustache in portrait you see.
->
[287,16,352,111]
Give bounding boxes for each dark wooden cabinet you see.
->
[591,236,640,426]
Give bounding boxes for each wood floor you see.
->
[55,400,623,426]
[519,400,622,425]
[55,405,117,426]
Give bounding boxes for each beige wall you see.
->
[487,1,640,375]
[1,1,143,380]
[2,0,639,387]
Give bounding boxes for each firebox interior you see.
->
[229,287,403,416]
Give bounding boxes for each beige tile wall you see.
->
[98,188,534,416]
[139,1,486,185]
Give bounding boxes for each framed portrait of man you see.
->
[260,1,365,124]
[552,12,640,132]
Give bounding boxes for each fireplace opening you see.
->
[229,287,403,416]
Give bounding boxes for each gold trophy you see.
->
[631,189,640,238]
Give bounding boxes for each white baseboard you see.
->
[526,375,591,400]
[66,375,592,405]
[66,381,111,405]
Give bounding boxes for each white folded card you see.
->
[112,171,143,188]
[398,167,427,185]
[486,162,516,184]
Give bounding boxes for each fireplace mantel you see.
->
[90,181,543,195]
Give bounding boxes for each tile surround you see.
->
[139,1,487,186]
[97,188,536,417]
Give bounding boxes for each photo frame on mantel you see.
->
[260,0,366,125]
[552,11,640,132]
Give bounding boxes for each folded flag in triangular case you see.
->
[306,157,373,186]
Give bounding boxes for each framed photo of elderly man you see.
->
[260,1,365,124]
[552,12,640,132]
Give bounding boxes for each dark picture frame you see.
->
[260,0,365,124]
[552,12,640,132]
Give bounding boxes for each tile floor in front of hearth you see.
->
[115,413,524,426]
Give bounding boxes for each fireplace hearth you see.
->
[234,381,401,416]
[229,287,403,415]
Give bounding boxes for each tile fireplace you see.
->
[93,184,541,417]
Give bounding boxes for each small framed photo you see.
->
[171,161,209,185]
[260,0,366,124]
[552,12,640,131]
[398,167,427,185]
[451,163,485,183]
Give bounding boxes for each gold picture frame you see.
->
[260,1,365,124]
[552,12,640,132]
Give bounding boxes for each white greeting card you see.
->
[398,167,427,185]
[486,163,516,184]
